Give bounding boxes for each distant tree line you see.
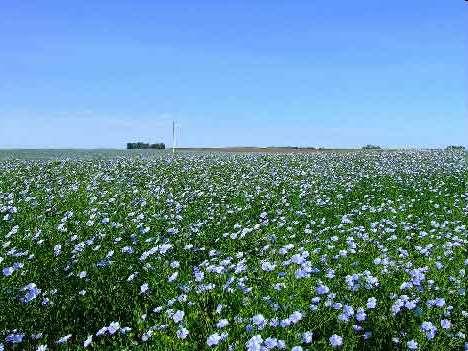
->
[127,142,165,150]
[445,145,465,150]
[361,144,382,150]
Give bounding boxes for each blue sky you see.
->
[0,1,466,149]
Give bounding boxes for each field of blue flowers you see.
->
[0,150,466,350]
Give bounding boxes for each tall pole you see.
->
[172,120,176,154]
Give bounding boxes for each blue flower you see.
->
[2,267,14,276]
[5,333,24,344]
[329,334,343,348]
[407,340,418,350]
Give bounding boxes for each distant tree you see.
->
[150,143,165,149]
[127,142,165,150]
[446,145,465,151]
[362,144,382,150]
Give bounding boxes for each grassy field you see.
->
[0,147,424,160]
[0,149,168,160]
[0,150,466,350]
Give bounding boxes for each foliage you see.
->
[445,145,465,151]
[127,142,165,149]
[361,145,382,150]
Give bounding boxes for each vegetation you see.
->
[445,145,465,151]
[361,144,382,150]
[127,142,165,150]
[0,150,466,350]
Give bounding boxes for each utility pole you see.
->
[172,120,176,154]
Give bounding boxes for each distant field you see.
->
[176,147,324,153]
[0,148,343,161]
[0,147,436,160]
[0,149,167,160]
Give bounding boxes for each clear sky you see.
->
[0,1,466,149]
